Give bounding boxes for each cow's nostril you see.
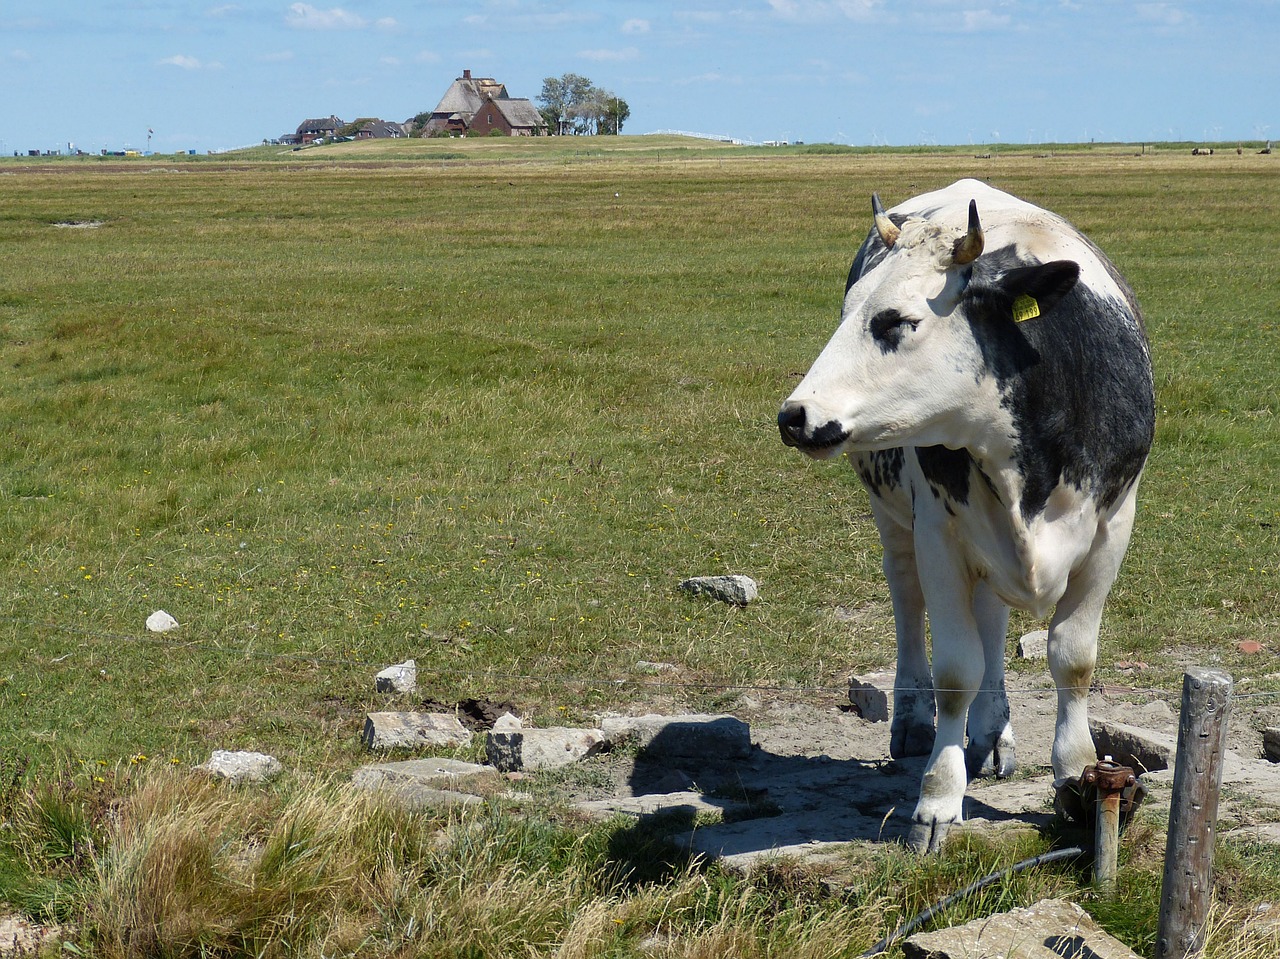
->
[777,403,807,444]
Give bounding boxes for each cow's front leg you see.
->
[907,522,983,853]
[872,505,935,759]
[909,624,982,853]
[964,580,1016,779]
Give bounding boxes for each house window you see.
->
[488,114,493,124]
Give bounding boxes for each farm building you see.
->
[420,69,547,137]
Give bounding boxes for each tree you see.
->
[537,74,628,135]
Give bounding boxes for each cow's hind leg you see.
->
[964,580,1016,779]
[1049,494,1139,781]
[873,507,935,759]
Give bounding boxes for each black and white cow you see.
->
[778,179,1154,853]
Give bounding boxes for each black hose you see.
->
[860,845,1087,957]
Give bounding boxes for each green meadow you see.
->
[0,136,1277,955]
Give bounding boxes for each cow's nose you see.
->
[777,402,808,447]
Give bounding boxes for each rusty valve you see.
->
[1081,757,1139,893]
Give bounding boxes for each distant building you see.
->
[421,69,547,137]
[353,119,408,139]
[281,115,343,145]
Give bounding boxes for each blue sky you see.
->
[3,1,1276,153]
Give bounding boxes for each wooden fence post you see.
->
[1156,667,1233,959]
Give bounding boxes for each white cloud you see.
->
[258,50,295,62]
[580,47,639,63]
[375,17,398,30]
[205,4,241,17]
[1136,3,1191,27]
[159,54,205,69]
[960,9,1012,31]
[380,56,400,66]
[10,48,33,62]
[286,3,366,30]
[767,0,881,21]
[415,49,441,63]
[622,18,650,34]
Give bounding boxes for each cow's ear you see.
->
[993,260,1080,322]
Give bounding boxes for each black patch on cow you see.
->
[869,309,914,353]
[963,249,1155,520]
[916,445,972,505]
[856,448,905,498]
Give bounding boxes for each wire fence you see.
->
[7,613,1280,704]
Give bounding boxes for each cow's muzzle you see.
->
[777,401,849,455]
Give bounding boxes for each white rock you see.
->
[486,726,606,772]
[146,610,179,633]
[375,659,417,694]
[1017,629,1049,659]
[678,575,759,606]
[493,712,523,732]
[199,750,283,784]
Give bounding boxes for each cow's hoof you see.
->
[965,738,1016,779]
[890,718,936,759]
[907,816,952,854]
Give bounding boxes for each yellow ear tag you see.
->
[1012,293,1040,322]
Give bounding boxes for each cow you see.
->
[777,179,1154,853]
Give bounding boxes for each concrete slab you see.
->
[902,898,1140,959]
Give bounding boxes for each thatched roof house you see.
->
[422,69,546,136]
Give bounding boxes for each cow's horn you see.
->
[872,193,900,248]
[953,199,984,265]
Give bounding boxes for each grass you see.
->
[0,135,1278,954]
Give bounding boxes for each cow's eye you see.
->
[869,310,917,350]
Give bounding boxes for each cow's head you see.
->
[778,193,1080,458]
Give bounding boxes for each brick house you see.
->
[466,95,548,137]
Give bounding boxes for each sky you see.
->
[3,1,1277,154]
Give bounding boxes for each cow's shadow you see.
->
[604,723,1062,880]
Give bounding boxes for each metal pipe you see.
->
[1081,757,1137,894]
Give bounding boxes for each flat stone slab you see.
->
[351,757,489,790]
[601,713,752,760]
[351,758,489,810]
[363,711,472,750]
[576,790,753,822]
[902,898,1140,959]
[1089,718,1175,773]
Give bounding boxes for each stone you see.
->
[146,610,179,633]
[600,714,753,760]
[847,676,890,722]
[677,575,758,606]
[351,757,489,790]
[1088,718,1175,773]
[351,758,489,809]
[198,750,283,785]
[486,726,606,772]
[576,790,751,822]
[1264,727,1280,763]
[375,659,417,694]
[362,712,472,750]
[902,898,1141,958]
[1017,629,1048,659]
